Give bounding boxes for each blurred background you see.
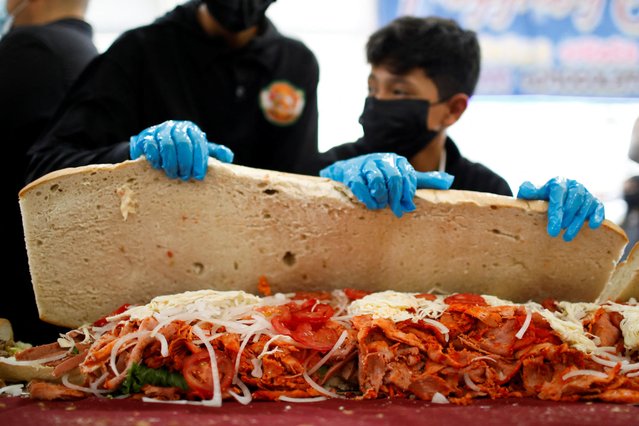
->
[87,0,639,224]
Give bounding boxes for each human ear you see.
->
[441,94,469,127]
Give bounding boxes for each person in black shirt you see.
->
[26,0,319,183]
[1,0,97,344]
[318,16,605,242]
[318,16,511,197]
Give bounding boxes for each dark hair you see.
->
[366,16,481,99]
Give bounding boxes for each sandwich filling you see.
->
[1,289,638,405]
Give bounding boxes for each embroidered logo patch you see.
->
[259,80,305,126]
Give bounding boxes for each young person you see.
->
[318,16,604,243]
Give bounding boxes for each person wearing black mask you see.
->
[317,16,604,243]
[318,16,511,196]
[26,0,320,183]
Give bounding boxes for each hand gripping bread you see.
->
[19,159,628,328]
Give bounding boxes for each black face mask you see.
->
[203,0,276,32]
[358,97,439,159]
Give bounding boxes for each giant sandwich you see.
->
[4,158,638,404]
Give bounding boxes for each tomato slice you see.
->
[444,293,487,306]
[182,350,233,399]
[292,291,332,301]
[270,299,339,351]
[344,288,371,300]
[415,293,437,301]
[93,304,131,327]
[291,299,334,325]
[291,322,340,352]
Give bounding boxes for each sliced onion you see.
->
[192,325,222,407]
[431,392,449,404]
[229,377,252,405]
[109,330,148,375]
[463,373,481,392]
[562,369,609,381]
[62,374,110,396]
[422,318,449,337]
[0,384,24,396]
[307,330,349,375]
[278,395,327,403]
[302,371,342,399]
[515,307,532,339]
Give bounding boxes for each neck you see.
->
[409,132,447,172]
[197,3,258,49]
[14,7,84,27]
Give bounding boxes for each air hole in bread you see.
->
[302,273,308,280]
[192,262,204,275]
[83,258,89,264]
[50,184,59,192]
[263,211,271,219]
[490,205,498,210]
[233,261,239,270]
[257,182,268,188]
[282,251,296,266]
[36,240,43,246]
[35,191,41,197]
[127,178,136,183]
[263,189,279,195]
[96,205,102,210]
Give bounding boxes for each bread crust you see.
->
[19,159,628,328]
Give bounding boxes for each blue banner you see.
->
[378,0,639,97]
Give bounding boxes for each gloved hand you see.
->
[130,120,234,180]
[320,153,454,218]
[517,177,605,242]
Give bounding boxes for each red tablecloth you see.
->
[1,396,637,426]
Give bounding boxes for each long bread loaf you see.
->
[19,159,628,328]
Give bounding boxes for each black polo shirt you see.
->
[27,0,320,182]
[0,18,97,344]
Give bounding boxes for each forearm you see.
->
[26,141,130,184]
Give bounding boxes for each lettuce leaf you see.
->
[120,362,188,395]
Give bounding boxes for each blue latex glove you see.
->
[320,153,454,218]
[517,177,605,242]
[130,120,234,180]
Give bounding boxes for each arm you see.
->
[25,36,143,183]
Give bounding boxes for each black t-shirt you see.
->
[0,18,97,344]
[319,137,512,196]
[27,0,320,182]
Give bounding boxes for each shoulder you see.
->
[446,139,512,196]
[0,27,50,51]
[263,21,318,65]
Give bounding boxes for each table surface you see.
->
[1,396,638,426]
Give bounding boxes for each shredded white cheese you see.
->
[603,302,639,351]
[123,290,261,321]
[347,291,448,322]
